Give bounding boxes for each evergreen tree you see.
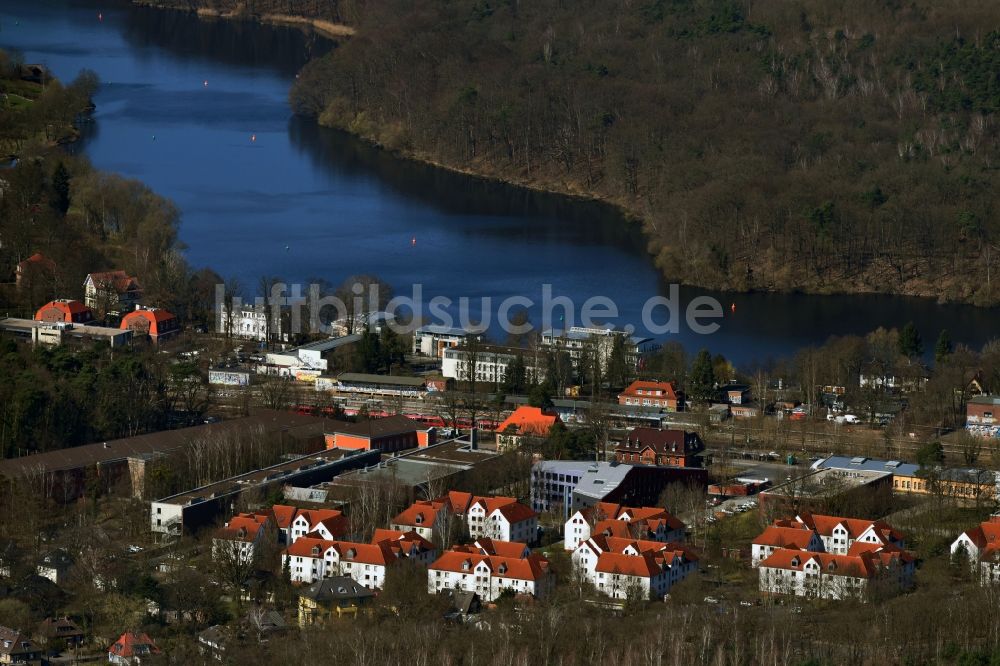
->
[898,321,923,359]
[688,349,717,404]
[50,161,70,215]
[606,334,631,390]
[934,329,953,365]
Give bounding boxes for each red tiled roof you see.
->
[216,512,269,542]
[373,528,435,553]
[284,536,334,558]
[847,541,915,564]
[496,406,560,437]
[442,491,473,514]
[392,500,446,528]
[120,308,177,337]
[475,538,529,558]
[758,548,877,578]
[270,504,298,529]
[332,540,396,566]
[595,519,633,539]
[34,299,92,323]
[594,551,663,577]
[493,502,538,523]
[753,525,817,550]
[620,380,679,400]
[619,428,699,456]
[429,549,548,581]
[296,508,347,531]
[108,632,160,658]
[17,252,55,271]
[87,270,140,294]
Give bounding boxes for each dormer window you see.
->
[311,546,320,556]
[791,557,800,567]
[346,548,356,558]
[827,561,837,571]
[462,560,471,571]
[498,563,508,574]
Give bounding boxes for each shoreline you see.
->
[311,120,985,309]
[128,0,991,309]
[131,2,353,40]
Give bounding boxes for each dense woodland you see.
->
[275,0,1000,304]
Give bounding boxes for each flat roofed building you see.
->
[413,325,478,359]
[324,415,435,452]
[442,344,545,384]
[1,316,132,348]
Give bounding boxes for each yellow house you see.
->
[892,468,998,502]
[297,577,375,627]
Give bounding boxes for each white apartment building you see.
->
[571,535,698,601]
[467,499,538,544]
[427,548,552,602]
[412,325,478,358]
[442,344,545,384]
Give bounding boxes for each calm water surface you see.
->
[2,0,998,365]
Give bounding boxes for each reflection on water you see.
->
[4,0,1000,365]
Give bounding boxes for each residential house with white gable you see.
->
[758,542,914,600]
[283,538,396,588]
[212,512,272,566]
[951,516,1000,583]
[289,508,350,543]
[564,502,686,551]
[427,545,552,602]
[460,495,538,543]
[371,529,438,566]
[390,499,452,543]
[282,528,435,587]
[794,513,905,555]
[571,535,698,601]
[751,524,824,567]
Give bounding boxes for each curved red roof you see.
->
[34,299,93,323]
[120,308,178,337]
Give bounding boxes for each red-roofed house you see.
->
[270,504,299,544]
[371,528,438,565]
[34,299,93,324]
[618,380,683,411]
[108,631,160,665]
[427,547,553,601]
[564,504,686,551]
[467,496,538,543]
[120,306,179,342]
[289,508,349,544]
[496,406,560,451]
[758,546,913,600]
[283,537,397,588]
[472,538,530,558]
[795,513,905,555]
[212,512,273,566]
[615,427,704,467]
[751,524,824,567]
[16,252,56,289]
[572,534,699,600]
[84,270,141,314]
[390,499,452,543]
[952,516,1000,584]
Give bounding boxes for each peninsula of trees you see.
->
[276,0,1000,305]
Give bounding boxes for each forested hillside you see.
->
[283,0,1000,304]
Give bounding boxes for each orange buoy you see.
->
[411,236,417,246]
[251,134,256,143]
[203,80,208,87]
